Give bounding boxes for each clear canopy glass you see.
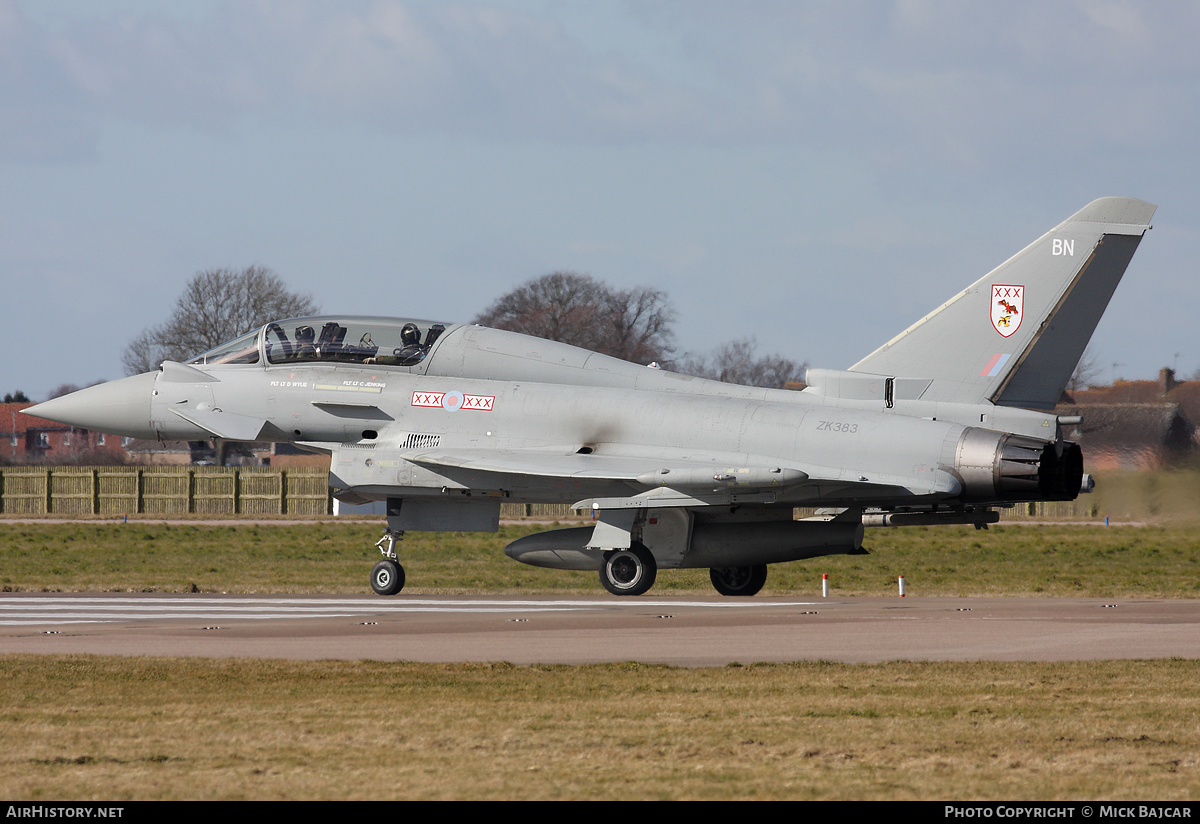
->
[187,329,261,366]
[263,317,449,366]
[186,317,453,369]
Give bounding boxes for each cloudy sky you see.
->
[3,0,1197,398]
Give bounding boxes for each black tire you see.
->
[599,543,657,596]
[370,560,405,596]
[709,564,767,597]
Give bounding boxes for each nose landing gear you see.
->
[371,529,406,596]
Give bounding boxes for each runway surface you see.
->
[2,593,1198,665]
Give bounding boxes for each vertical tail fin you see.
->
[849,197,1156,410]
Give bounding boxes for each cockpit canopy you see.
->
[186,317,455,368]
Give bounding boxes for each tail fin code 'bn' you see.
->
[849,197,1157,411]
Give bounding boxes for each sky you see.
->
[3,0,1198,399]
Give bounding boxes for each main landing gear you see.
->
[599,543,657,596]
[596,545,769,597]
[370,521,769,598]
[371,529,406,595]
[709,564,768,597]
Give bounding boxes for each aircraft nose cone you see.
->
[24,371,159,440]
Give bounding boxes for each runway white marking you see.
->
[0,596,824,626]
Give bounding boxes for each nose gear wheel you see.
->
[370,529,406,595]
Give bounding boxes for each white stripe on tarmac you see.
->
[0,596,823,626]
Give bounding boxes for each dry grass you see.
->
[2,656,1197,800]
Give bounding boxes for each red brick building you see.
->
[0,403,130,465]
[1056,368,1200,471]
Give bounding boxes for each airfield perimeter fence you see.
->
[0,466,335,516]
[0,466,575,518]
[0,465,1118,519]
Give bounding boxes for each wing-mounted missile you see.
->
[577,485,792,513]
[635,466,808,489]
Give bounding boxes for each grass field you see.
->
[1,519,1198,598]
[3,656,1198,800]
[2,516,1198,800]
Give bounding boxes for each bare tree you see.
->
[677,337,807,389]
[123,266,319,374]
[1067,346,1102,392]
[474,272,803,385]
[606,285,678,365]
[473,271,676,364]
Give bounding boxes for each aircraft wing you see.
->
[407,447,960,503]
[408,448,805,485]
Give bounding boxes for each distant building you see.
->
[0,402,129,465]
[1057,368,1199,471]
[1,402,328,467]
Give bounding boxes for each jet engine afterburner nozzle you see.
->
[954,427,1083,503]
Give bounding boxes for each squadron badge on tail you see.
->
[991,284,1023,337]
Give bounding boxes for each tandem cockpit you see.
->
[186,317,459,370]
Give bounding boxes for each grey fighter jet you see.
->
[28,197,1155,597]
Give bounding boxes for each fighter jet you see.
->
[28,197,1155,597]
